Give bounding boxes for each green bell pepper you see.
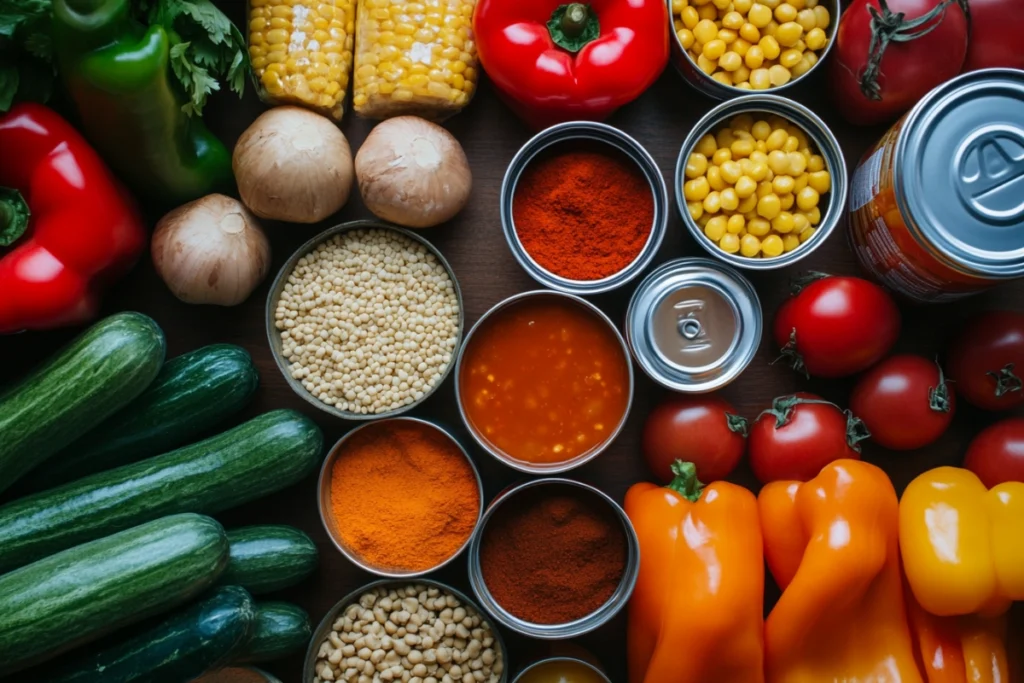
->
[53,0,233,204]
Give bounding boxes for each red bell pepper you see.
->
[0,104,145,334]
[474,0,669,129]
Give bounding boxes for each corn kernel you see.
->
[731,138,755,158]
[705,216,728,240]
[707,165,726,191]
[704,39,727,60]
[757,193,782,219]
[747,217,771,236]
[749,161,769,181]
[698,53,718,75]
[793,173,809,193]
[728,214,747,234]
[813,5,831,28]
[780,192,795,210]
[797,186,820,211]
[686,153,709,179]
[735,175,758,198]
[780,48,803,68]
[704,191,723,213]
[732,38,752,57]
[750,67,771,89]
[713,71,733,87]
[719,233,741,253]
[720,188,740,211]
[745,45,765,69]
[799,226,816,243]
[695,18,719,43]
[783,233,801,252]
[720,160,743,184]
[740,233,762,257]
[759,35,781,59]
[735,0,754,11]
[762,234,784,257]
[698,3,719,19]
[767,149,789,174]
[740,22,761,42]
[751,120,772,141]
[769,64,792,85]
[791,55,815,77]
[807,154,825,173]
[774,3,797,22]
[720,51,743,71]
[807,205,822,224]
[788,151,808,174]
[749,3,773,27]
[797,9,818,32]
[772,211,796,233]
[809,170,831,193]
[738,194,759,213]
[682,6,701,27]
[776,21,803,46]
[678,28,696,49]
[712,148,733,166]
[734,65,752,83]
[684,176,712,201]
[722,10,746,28]
[688,201,704,220]
[773,175,796,195]
[697,134,719,158]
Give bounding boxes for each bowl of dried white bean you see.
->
[304,579,508,683]
[266,220,464,420]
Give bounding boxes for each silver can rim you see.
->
[674,94,849,270]
[316,416,485,578]
[467,478,641,640]
[265,219,465,421]
[500,120,669,295]
[667,0,841,101]
[303,577,509,683]
[454,290,635,474]
[512,657,612,683]
[625,257,763,392]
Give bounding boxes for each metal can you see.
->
[501,121,668,295]
[667,0,839,101]
[467,478,640,640]
[626,257,762,393]
[675,94,848,270]
[849,69,1024,303]
[512,657,612,683]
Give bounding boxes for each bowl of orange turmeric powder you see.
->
[317,417,484,577]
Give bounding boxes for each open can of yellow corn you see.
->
[247,0,355,121]
[353,0,480,120]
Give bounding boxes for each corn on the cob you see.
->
[248,0,355,121]
[353,0,478,120]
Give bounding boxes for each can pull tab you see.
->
[679,317,703,340]
[673,303,714,357]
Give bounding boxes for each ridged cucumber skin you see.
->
[37,585,257,683]
[231,602,312,664]
[0,410,323,573]
[0,312,165,493]
[219,525,319,595]
[21,344,259,493]
[0,513,229,676]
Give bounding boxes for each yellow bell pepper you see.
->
[760,459,923,683]
[906,589,1010,683]
[899,467,1024,617]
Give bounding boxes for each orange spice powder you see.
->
[329,420,480,572]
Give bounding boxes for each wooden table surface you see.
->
[4,5,1024,679]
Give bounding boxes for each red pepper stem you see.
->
[667,460,705,503]
[0,188,30,247]
[561,3,590,37]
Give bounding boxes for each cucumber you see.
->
[220,525,319,595]
[38,585,257,683]
[0,312,165,494]
[0,410,323,573]
[0,513,229,676]
[21,344,259,493]
[231,602,312,664]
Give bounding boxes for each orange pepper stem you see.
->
[668,460,705,502]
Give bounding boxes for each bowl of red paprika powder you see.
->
[501,121,668,295]
[467,478,640,639]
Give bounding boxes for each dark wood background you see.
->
[3,3,1023,680]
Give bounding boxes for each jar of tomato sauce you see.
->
[849,69,1024,303]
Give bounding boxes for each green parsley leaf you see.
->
[0,64,19,112]
[0,0,54,112]
[143,0,247,116]
[0,0,50,39]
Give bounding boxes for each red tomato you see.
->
[642,394,746,483]
[829,0,969,126]
[774,275,901,379]
[748,393,868,484]
[964,418,1024,488]
[947,311,1024,411]
[849,354,955,450]
[963,0,1024,71]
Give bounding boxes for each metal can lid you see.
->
[897,68,1024,277]
[625,258,761,393]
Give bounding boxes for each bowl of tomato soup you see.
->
[456,291,633,473]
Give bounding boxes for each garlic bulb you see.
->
[233,106,354,223]
[355,116,472,229]
[152,194,271,306]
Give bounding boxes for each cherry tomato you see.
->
[748,393,868,484]
[829,0,968,126]
[642,394,747,483]
[774,274,901,379]
[849,354,955,450]
[947,311,1024,411]
[964,418,1024,488]
[963,0,1024,71]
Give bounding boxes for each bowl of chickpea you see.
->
[675,94,847,266]
[669,0,839,99]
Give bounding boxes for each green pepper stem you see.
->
[561,3,590,37]
[0,188,30,248]
[667,461,705,503]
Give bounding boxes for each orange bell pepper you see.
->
[907,591,1010,683]
[624,461,764,683]
[760,459,923,683]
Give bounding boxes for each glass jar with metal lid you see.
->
[849,69,1024,303]
[626,257,762,392]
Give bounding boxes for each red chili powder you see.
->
[512,146,655,281]
[479,487,628,624]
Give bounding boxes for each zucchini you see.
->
[220,525,319,595]
[0,312,165,494]
[231,602,312,664]
[0,410,323,573]
[0,513,228,676]
[38,585,257,683]
[21,344,259,493]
